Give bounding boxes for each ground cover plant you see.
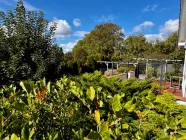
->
[1,71,186,140]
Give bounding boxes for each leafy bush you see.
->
[1,71,186,139]
[117,67,126,74]
[146,66,158,79]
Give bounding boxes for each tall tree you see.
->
[73,23,124,58]
[162,32,178,55]
[0,0,64,85]
[124,35,149,58]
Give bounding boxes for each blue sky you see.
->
[0,0,180,53]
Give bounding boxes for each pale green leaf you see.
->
[47,82,51,93]
[112,94,122,112]
[122,123,129,129]
[20,81,28,94]
[179,118,186,128]
[100,121,109,132]
[124,100,133,110]
[11,133,20,140]
[29,127,35,139]
[53,133,58,140]
[86,86,95,101]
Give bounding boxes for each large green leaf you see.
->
[21,126,29,140]
[178,130,186,136]
[101,131,111,140]
[179,118,186,128]
[100,122,110,139]
[11,134,20,140]
[112,94,122,112]
[20,81,34,94]
[53,133,58,140]
[4,136,10,140]
[20,81,28,94]
[29,127,35,139]
[47,82,51,93]
[100,121,109,132]
[86,86,95,101]
[178,136,186,140]
[127,104,136,112]
[122,123,129,130]
[124,100,133,111]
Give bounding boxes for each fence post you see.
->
[106,63,108,72]
[146,59,148,78]
[179,77,181,90]
[164,60,167,89]
[160,62,163,93]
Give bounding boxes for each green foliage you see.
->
[146,66,158,79]
[124,35,149,58]
[72,23,124,58]
[1,71,186,140]
[112,94,122,112]
[117,67,126,74]
[0,0,64,85]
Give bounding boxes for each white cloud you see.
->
[59,40,79,53]
[145,19,179,42]
[94,15,115,22]
[73,31,89,37]
[145,33,164,42]
[133,21,154,33]
[49,18,72,40]
[73,18,81,27]
[143,4,158,12]
[159,19,179,37]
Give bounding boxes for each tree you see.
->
[72,40,88,60]
[124,35,149,58]
[153,32,184,60]
[0,0,64,85]
[164,32,178,55]
[73,23,124,58]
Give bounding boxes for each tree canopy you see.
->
[0,0,64,85]
[73,23,124,58]
[72,23,182,62]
